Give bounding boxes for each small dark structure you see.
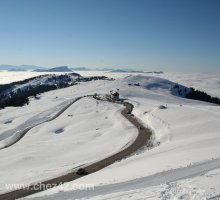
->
[158,105,167,109]
[139,126,143,130]
[110,90,119,100]
[34,95,41,100]
[76,168,88,176]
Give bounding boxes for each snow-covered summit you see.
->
[125,75,190,97]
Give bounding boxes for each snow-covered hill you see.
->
[0,73,112,108]
[126,75,191,97]
[0,72,220,199]
[0,97,137,194]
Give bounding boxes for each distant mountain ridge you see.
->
[110,69,145,73]
[0,64,161,73]
[0,65,44,71]
[34,66,72,72]
[70,67,91,71]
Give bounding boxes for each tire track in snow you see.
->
[1,96,86,149]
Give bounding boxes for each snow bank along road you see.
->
[24,157,220,200]
[0,97,152,200]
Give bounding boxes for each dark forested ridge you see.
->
[186,87,220,105]
[171,84,220,105]
[0,74,111,108]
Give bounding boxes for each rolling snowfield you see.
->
[0,71,220,199]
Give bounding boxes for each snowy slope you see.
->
[0,73,80,99]
[160,72,220,99]
[18,73,220,200]
[0,99,71,149]
[0,97,137,194]
[0,72,220,199]
[0,74,112,148]
[24,164,220,200]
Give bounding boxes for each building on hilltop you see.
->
[110,90,119,101]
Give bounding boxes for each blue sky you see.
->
[0,0,219,72]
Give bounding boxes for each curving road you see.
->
[0,97,152,200]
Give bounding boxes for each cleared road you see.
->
[0,97,152,200]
